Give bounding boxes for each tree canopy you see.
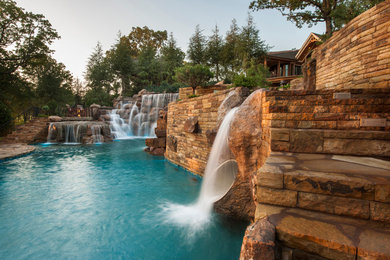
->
[249,0,383,36]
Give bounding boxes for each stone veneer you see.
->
[166,89,231,176]
[312,1,390,90]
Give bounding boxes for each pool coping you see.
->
[0,143,36,161]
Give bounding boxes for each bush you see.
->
[145,82,186,93]
[233,63,270,89]
[0,102,13,136]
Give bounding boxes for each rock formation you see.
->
[214,89,264,221]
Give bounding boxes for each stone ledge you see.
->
[0,143,36,160]
[255,204,390,260]
[256,152,390,222]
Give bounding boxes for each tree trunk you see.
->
[325,18,333,37]
[192,86,196,95]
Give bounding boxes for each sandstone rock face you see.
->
[216,87,249,127]
[214,89,264,221]
[49,116,62,122]
[183,116,199,133]
[240,218,275,260]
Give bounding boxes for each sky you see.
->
[15,0,325,80]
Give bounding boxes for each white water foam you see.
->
[160,107,238,238]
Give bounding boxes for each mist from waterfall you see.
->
[110,93,178,139]
[161,107,238,238]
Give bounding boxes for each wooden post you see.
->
[277,61,280,77]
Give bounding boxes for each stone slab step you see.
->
[257,152,390,222]
[269,128,390,157]
[255,203,390,260]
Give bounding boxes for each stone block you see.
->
[276,215,356,260]
[155,129,166,138]
[257,164,284,189]
[284,170,375,200]
[183,116,199,133]
[239,218,275,260]
[357,228,390,259]
[257,187,297,207]
[323,139,390,157]
[271,128,290,141]
[290,130,323,153]
[370,201,390,222]
[145,137,166,148]
[298,192,370,219]
[375,184,390,203]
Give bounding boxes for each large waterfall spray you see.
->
[161,108,238,237]
[110,93,178,139]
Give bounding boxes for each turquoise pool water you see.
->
[0,139,246,259]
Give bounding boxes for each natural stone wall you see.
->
[313,1,390,90]
[166,89,231,175]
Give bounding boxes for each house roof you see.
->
[296,32,322,62]
[267,50,299,60]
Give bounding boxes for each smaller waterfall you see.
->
[91,125,104,143]
[161,108,238,237]
[46,123,56,143]
[110,93,178,139]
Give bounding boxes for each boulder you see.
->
[205,128,217,146]
[184,116,199,133]
[49,116,62,122]
[90,104,101,121]
[167,135,177,152]
[239,218,276,260]
[214,89,264,221]
[138,89,148,96]
[217,87,250,127]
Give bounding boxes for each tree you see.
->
[84,43,113,106]
[249,0,383,36]
[0,0,60,114]
[206,25,224,81]
[106,34,135,96]
[332,0,384,30]
[174,64,213,95]
[0,0,59,74]
[122,26,167,56]
[238,13,268,69]
[221,19,241,80]
[187,25,207,65]
[160,33,185,84]
[132,47,163,92]
[34,58,74,114]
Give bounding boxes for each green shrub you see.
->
[233,62,270,89]
[188,94,200,98]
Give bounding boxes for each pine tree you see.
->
[187,25,207,65]
[206,25,224,81]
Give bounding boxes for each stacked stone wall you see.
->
[263,88,390,157]
[313,1,390,90]
[166,89,231,175]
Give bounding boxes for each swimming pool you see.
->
[0,139,246,259]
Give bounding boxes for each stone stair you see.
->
[254,203,390,259]
[256,152,390,223]
[0,117,48,144]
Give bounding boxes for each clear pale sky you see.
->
[15,0,324,80]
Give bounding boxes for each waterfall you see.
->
[110,93,178,139]
[161,107,238,237]
[46,123,56,143]
[64,124,76,144]
[91,125,104,143]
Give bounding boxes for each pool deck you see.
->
[0,143,36,160]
